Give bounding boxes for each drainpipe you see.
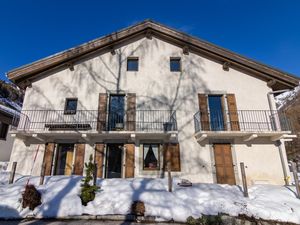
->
[267,89,291,186]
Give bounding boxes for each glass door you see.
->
[108,95,125,131]
[208,95,225,131]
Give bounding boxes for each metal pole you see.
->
[291,162,300,198]
[240,162,248,197]
[39,163,45,185]
[167,162,172,192]
[9,162,17,184]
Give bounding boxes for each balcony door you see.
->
[208,95,225,131]
[108,95,125,131]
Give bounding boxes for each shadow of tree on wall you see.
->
[25,34,213,178]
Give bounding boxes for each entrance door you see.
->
[108,95,125,131]
[213,144,236,185]
[55,144,74,175]
[106,144,123,178]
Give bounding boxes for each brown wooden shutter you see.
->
[94,143,105,178]
[226,94,240,131]
[73,144,85,175]
[198,94,210,131]
[97,93,107,132]
[43,143,55,176]
[126,93,136,131]
[125,143,135,178]
[164,143,181,172]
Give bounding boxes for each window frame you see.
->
[170,57,181,72]
[64,98,78,115]
[127,57,139,71]
[0,122,9,140]
[142,143,160,171]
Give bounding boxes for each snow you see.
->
[0,175,300,223]
[275,83,300,110]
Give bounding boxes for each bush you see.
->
[80,154,99,206]
[22,184,41,210]
[131,201,145,216]
[186,215,222,225]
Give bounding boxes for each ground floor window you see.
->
[54,144,75,175]
[143,144,159,170]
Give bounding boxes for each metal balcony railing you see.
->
[11,110,177,132]
[193,110,291,133]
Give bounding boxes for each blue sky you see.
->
[0,0,300,81]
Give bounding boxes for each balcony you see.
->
[11,110,177,142]
[193,110,296,142]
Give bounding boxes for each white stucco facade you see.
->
[9,36,289,185]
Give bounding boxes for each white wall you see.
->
[10,36,285,184]
[0,125,15,161]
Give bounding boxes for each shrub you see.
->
[186,215,222,225]
[131,201,145,216]
[80,154,99,206]
[22,184,41,210]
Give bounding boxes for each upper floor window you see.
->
[170,57,181,72]
[0,122,9,140]
[64,98,78,114]
[127,57,139,71]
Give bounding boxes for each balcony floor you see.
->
[195,130,296,143]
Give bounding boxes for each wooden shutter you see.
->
[126,93,136,131]
[226,94,240,131]
[94,143,105,178]
[43,143,55,176]
[97,93,107,132]
[125,143,135,178]
[73,144,85,175]
[164,143,181,172]
[198,94,210,131]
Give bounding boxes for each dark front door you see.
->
[106,144,123,178]
[108,95,125,131]
[213,143,236,185]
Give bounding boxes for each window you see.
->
[143,144,159,170]
[0,122,9,140]
[108,95,125,131]
[64,98,78,114]
[170,57,181,72]
[127,57,139,71]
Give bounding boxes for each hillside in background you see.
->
[0,80,23,111]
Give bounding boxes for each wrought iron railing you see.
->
[11,110,177,132]
[194,110,291,132]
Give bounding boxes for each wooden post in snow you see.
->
[39,163,46,185]
[167,162,172,192]
[93,163,98,186]
[291,161,300,198]
[9,162,17,184]
[240,162,249,197]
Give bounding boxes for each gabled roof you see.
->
[7,19,299,90]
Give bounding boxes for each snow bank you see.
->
[0,175,300,223]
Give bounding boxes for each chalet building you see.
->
[6,20,299,185]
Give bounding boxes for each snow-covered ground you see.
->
[0,175,300,223]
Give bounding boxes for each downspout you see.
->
[267,89,291,186]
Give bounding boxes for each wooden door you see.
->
[213,144,236,185]
[64,150,74,175]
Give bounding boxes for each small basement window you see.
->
[170,57,181,72]
[127,57,139,71]
[143,144,159,170]
[0,122,9,140]
[64,98,78,114]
